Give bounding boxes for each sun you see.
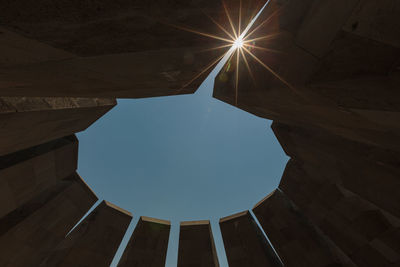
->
[233,36,244,49]
[167,0,293,103]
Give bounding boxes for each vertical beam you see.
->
[0,173,97,267]
[0,135,78,218]
[118,216,171,267]
[178,220,219,267]
[0,96,116,156]
[41,200,132,267]
[253,190,350,267]
[219,210,282,267]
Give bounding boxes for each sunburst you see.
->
[168,0,292,104]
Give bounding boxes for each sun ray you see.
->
[244,43,283,54]
[242,46,296,92]
[238,0,242,37]
[199,44,235,53]
[243,5,283,41]
[178,51,229,93]
[203,12,236,41]
[165,22,234,44]
[222,0,238,39]
[164,0,295,100]
[239,47,257,86]
[243,32,283,44]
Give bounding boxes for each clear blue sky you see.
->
[77,53,288,266]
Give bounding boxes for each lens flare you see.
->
[169,0,294,100]
[233,37,244,49]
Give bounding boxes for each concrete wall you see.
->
[280,159,400,266]
[219,210,282,267]
[118,216,171,267]
[41,201,132,267]
[272,122,400,219]
[0,135,78,217]
[253,190,353,267]
[0,0,398,266]
[0,1,264,98]
[0,97,116,155]
[213,0,400,152]
[0,173,98,267]
[178,220,220,267]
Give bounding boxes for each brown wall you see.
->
[41,201,132,267]
[0,135,78,217]
[219,210,282,267]
[0,97,116,156]
[253,190,353,267]
[0,173,98,267]
[213,0,400,152]
[0,1,264,99]
[280,159,400,266]
[178,220,220,267]
[118,216,171,267]
[272,122,400,219]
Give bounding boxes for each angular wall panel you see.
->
[41,200,132,267]
[280,159,400,266]
[219,210,282,267]
[0,97,116,156]
[0,173,97,267]
[178,220,219,267]
[253,190,352,267]
[272,122,400,219]
[213,0,400,151]
[0,1,265,99]
[118,216,171,267]
[0,135,78,218]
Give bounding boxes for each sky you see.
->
[76,52,288,266]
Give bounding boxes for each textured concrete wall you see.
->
[280,159,400,266]
[178,220,219,267]
[213,0,400,151]
[272,122,400,219]
[0,1,265,98]
[253,190,351,267]
[219,210,282,267]
[0,1,398,266]
[0,135,78,218]
[41,200,132,267]
[0,97,116,155]
[118,216,171,267]
[0,173,97,267]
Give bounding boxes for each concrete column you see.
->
[118,216,171,267]
[280,159,400,266]
[41,200,132,267]
[253,190,349,267]
[0,97,116,156]
[0,173,97,267]
[178,220,219,267]
[0,135,78,218]
[219,210,282,267]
